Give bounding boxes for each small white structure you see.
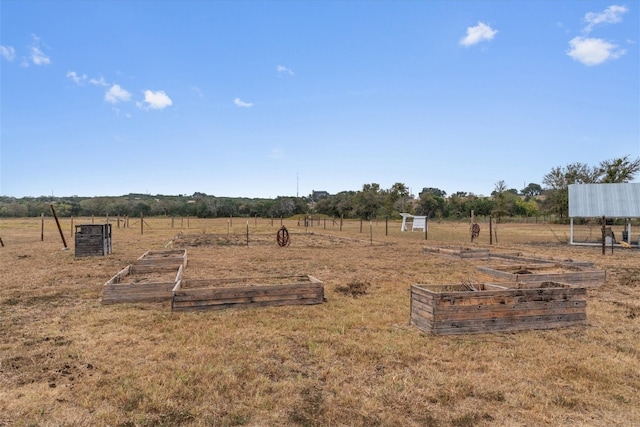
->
[400,213,427,232]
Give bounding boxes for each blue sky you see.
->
[1,1,638,198]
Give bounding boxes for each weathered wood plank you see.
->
[172,296,323,312]
[429,313,587,335]
[173,283,322,301]
[410,282,588,335]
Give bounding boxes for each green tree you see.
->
[353,183,383,219]
[491,180,513,221]
[597,155,640,183]
[521,183,542,200]
[416,188,447,219]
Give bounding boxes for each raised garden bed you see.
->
[477,263,605,288]
[488,252,594,267]
[410,282,587,335]
[102,264,184,304]
[423,245,490,259]
[171,275,324,312]
[134,249,188,268]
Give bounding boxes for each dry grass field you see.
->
[1,216,639,426]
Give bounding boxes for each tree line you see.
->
[1,156,638,222]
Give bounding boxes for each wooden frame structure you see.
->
[171,275,324,312]
[477,263,605,288]
[102,264,184,304]
[423,245,490,259]
[134,249,188,268]
[410,282,587,335]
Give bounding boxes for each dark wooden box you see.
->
[410,282,587,335]
[75,224,112,257]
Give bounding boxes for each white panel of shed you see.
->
[568,183,640,218]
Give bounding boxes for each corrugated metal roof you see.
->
[568,183,640,217]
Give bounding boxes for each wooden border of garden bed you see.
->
[171,275,324,312]
[488,252,593,267]
[477,263,605,288]
[134,249,188,268]
[410,282,587,335]
[423,245,490,259]
[102,264,184,304]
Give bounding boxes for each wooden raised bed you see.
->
[410,282,587,335]
[134,249,188,268]
[477,263,605,288]
[102,264,184,304]
[171,275,324,312]
[489,252,593,267]
[423,245,490,259]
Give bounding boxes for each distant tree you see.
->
[464,196,494,217]
[491,180,513,221]
[513,198,540,218]
[521,183,542,199]
[420,187,447,198]
[382,182,410,217]
[597,155,640,183]
[353,183,384,219]
[417,188,447,219]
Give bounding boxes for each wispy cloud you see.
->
[105,84,132,104]
[138,90,173,110]
[269,148,285,160]
[29,34,51,65]
[234,97,253,108]
[277,65,294,76]
[460,22,497,47]
[0,45,16,61]
[567,36,625,66]
[67,71,109,87]
[191,86,204,98]
[67,71,87,85]
[90,76,108,87]
[583,4,628,34]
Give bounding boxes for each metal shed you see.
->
[568,183,640,245]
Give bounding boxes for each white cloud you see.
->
[0,45,15,61]
[584,5,628,33]
[277,65,294,76]
[460,22,498,47]
[234,97,253,108]
[28,35,51,65]
[567,36,625,66]
[104,84,132,104]
[67,71,87,85]
[90,76,108,87]
[140,90,172,110]
[31,47,51,65]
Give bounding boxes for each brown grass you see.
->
[1,217,639,426]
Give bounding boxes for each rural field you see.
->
[0,216,639,427]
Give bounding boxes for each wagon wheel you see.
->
[471,223,480,239]
[277,226,290,247]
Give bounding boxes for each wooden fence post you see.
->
[50,204,68,249]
